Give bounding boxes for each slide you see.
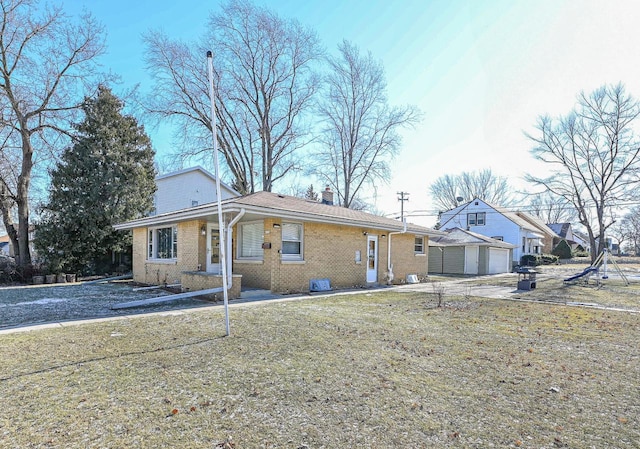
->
[564,267,598,283]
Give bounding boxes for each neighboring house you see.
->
[547,222,589,251]
[115,188,442,297]
[0,234,9,256]
[514,212,559,254]
[0,228,36,260]
[439,198,559,265]
[428,228,516,275]
[152,166,240,215]
[571,231,591,252]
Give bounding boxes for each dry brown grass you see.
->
[1,291,639,448]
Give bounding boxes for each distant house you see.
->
[429,228,516,275]
[152,166,240,215]
[0,228,36,260]
[115,185,442,297]
[547,222,589,252]
[439,198,559,266]
[0,234,10,256]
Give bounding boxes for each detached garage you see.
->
[429,228,515,275]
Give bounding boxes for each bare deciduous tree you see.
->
[311,40,421,209]
[610,207,640,255]
[527,191,577,224]
[430,169,513,212]
[0,0,105,267]
[526,83,640,261]
[144,0,321,194]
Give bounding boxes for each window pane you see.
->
[148,229,153,259]
[172,227,178,258]
[240,222,264,258]
[156,227,173,259]
[282,223,301,241]
[414,237,424,253]
[282,241,301,255]
[282,223,302,257]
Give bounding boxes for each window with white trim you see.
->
[281,222,303,260]
[414,236,425,254]
[467,212,486,226]
[148,226,178,260]
[238,221,264,259]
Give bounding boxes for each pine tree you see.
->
[35,86,156,275]
[304,184,319,201]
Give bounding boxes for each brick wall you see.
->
[132,218,430,295]
[131,220,207,286]
[233,220,428,293]
[181,272,242,299]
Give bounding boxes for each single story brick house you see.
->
[114,189,441,297]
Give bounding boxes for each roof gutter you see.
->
[386,218,407,284]
[225,208,246,287]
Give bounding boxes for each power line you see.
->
[397,191,409,221]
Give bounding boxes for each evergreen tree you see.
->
[35,86,156,275]
[304,184,319,201]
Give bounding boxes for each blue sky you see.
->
[65,0,640,226]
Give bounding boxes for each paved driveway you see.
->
[396,275,520,299]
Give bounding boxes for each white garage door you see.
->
[488,248,510,274]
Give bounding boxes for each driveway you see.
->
[397,274,520,299]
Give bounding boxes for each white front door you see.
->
[366,235,378,283]
[206,223,221,274]
[464,246,479,275]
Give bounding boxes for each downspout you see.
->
[386,218,407,284]
[225,208,246,288]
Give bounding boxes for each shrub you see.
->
[520,254,541,266]
[520,254,559,266]
[551,240,572,259]
[540,253,559,265]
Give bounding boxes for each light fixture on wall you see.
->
[273,223,281,228]
[362,231,368,236]
[381,234,386,238]
[200,225,206,236]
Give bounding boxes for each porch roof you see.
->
[115,191,443,236]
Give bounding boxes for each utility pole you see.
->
[397,191,409,221]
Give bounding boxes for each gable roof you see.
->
[547,222,571,239]
[515,212,561,238]
[440,198,560,237]
[156,166,241,197]
[115,190,443,236]
[429,227,516,249]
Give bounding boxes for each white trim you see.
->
[236,220,264,260]
[366,234,379,283]
[147,225,178,261]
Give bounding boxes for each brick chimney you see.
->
[321,185,334,206]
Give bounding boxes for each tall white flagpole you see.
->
[207,51,230,336]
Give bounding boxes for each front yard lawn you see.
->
[1,291,638,448]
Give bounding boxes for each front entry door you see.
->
[206,224,221,274]
[366,235,378,283]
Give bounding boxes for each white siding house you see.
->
[152,166,240,215]
[439,198,557,265]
